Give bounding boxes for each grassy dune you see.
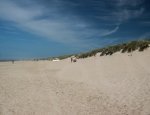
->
[21,40,150,61]
[78,40,150,58]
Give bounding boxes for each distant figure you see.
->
[71,57,73,63]
[12,60,14,64]
[71,56,77,63]
[73,58,77,62]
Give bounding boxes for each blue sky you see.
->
[0,0,150,60]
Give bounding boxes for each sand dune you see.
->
[0,49,150,115]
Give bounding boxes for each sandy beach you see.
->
[0,49,150,115]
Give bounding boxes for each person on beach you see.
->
[71,56,77,63]
[71,57,73,63]
[73,58,77,62]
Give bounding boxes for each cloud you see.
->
[113,8,144,22]
[95,0,144,24]
[116,0,145,22]
[116,0,144,6]
[0,0,120,45]
[101,26,119,36]
[0,1,43,22]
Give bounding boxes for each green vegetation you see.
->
[43,39,150,60]
[77,49,103,58]
[78,40,150,58]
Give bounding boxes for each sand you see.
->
[0,49,150,115]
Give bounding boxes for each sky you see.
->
[0,0,150,60]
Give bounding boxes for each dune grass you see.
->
[78,40,150,58]
[48,39,150,60]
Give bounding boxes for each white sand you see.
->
[0,49,150,115]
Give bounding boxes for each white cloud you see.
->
[95,0,144,24]
[101,26,119,36]
[115,0,144,22]
[0,1,43,22]
[0,0,119,44]
[113,8,144,22]
[116,0,144,6]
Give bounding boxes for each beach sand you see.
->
[0,49,150,115]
